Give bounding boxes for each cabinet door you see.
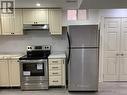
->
[49,9,62,35]
[0,60,9,87]
[49,76,62,86]
[1,9,23,35]
[9,59,20,86]
[23,9,36,24]
[1,14,15,35]
[103,18,121,81]
[14,9,23,35]
[23,9,48,24]
[36,9,48,24]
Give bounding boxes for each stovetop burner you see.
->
[19,45,51,60]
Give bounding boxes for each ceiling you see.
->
[15,0,78,9]
[12,0,127,9]
[80,0,127,9]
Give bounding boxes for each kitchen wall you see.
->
[99,9,127,17]
[62,9,127,26]
[0,9,127,55]
[0,31,68,54]
[0,9,99,55]
[62,9,99,26]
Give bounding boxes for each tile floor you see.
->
[0,82,127,95]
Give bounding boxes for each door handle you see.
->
[67,32,71,64]
[116,53,124,56]
[116,54,120,56]
[121,54,124,56]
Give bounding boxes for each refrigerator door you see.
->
[69,25,99,48]
[68,48,99,91]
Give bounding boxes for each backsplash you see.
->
[0,30,68,54]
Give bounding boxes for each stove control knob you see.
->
[27,46,32,51]
[45,46,48,49]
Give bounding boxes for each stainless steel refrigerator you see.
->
[67,25,99,91]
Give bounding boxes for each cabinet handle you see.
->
[52,61,58,63]
[11,33,14,35]
[52,67,58,69]
[121,54,124,56]
[116,53,124,56]
[52,80,58,82]
[52,73,58,74]
[116,54,119,56]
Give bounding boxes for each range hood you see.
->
[23,24,49,30]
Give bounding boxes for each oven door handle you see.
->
[19,59,47,63]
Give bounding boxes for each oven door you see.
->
[20,59,48,80]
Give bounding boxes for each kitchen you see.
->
[0,0,127,95]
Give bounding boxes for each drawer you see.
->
[49,64,62,70]
[49,59,63,65]
[49,70,61,76]
[49,76,62,86]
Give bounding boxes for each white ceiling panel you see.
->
[80,0,127,9]
[14,0,78,9]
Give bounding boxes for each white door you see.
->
[119,18,127,81]
[103,18,121,81]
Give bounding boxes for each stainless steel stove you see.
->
[19,45,51,90]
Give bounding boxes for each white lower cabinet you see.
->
[0,60,9,86]
[8,59,20,86]
[0,59,20,87]
[48,59,65,86]
[49,76,62,86]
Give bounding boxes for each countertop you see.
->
[48,52,66,59]
[0,54,23,59]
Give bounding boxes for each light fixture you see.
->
[36,3,41,7]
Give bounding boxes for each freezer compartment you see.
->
[69,25,99,47]
[68,48,99,91]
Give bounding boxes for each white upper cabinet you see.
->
[49,9,62,35]
[14,9,23,35]
[23,9,48,24]
[1,9,23,35]
[0,9,62,35]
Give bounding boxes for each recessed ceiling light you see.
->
[36,3,41,7]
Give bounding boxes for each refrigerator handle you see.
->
[67,32,71,64]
